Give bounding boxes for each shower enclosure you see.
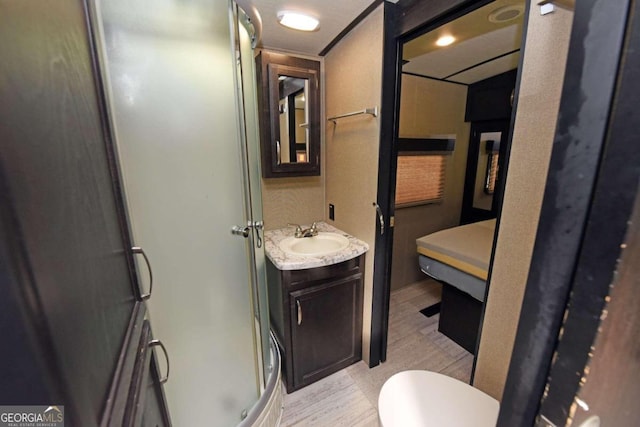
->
[89,0,276,425]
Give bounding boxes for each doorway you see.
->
[371,0,636,424]
[372,0,526,366]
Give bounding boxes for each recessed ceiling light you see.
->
[436,35,456,47]
[277,11,320,32]
[488,5,524,23]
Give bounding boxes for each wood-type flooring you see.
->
[280,279,474,426]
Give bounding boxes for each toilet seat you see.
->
[378,370,499,427]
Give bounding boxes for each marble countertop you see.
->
[264,222,369,270]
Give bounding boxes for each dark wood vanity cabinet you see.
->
[267,255,364,393]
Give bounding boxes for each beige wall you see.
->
[261,176,324,229]
[473,3,574,399]
[391,76,470,289]
[324,5,384,364]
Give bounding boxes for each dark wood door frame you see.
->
[370,0,504,366]
[369,0,400,368]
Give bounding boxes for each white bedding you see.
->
[416,219,496,280]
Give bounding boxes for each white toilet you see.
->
[378,370,499,427]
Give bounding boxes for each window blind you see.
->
[395,154,446,206]
[486,153,499,194]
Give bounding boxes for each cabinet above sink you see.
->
[264,222,369,270]
[256,51,321,178]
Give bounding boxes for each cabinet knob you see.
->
[296,299,303,325]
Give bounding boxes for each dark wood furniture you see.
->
[0,1,170,425]
[124,319,171,427]
[461,70,516,224]
[465,69,517,122]
[267,255,364,393]
[438,285,483,354]
[104,305,171,427]
[255,51,321,178]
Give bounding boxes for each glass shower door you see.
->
[232,5,272,390]
[91,0,266,425]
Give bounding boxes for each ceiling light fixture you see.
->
[436,35,456,47]
[277,11,320,32]
[488,5,524,23]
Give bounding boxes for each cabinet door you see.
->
[464,69,517,122]
[123,320,171,427]
[289,274,363,389]
[141,354,171,427]
[0,1,139,424]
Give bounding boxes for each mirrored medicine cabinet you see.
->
[256,51,320,178]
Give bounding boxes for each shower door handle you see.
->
[231,225,250,238]
[252,220,264,248]
[232,222,263,247]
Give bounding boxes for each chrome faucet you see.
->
[289,222,319,238]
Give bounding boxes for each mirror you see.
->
[277,76,309,164]
[256,52,320,178]
[473,132,501,210]
[461,120,510,223]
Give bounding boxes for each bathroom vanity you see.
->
[264,223,368,392]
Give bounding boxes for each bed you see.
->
[416,219,496,353]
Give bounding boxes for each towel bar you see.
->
[328,106,378,124]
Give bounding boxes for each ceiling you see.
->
[243,0,377,55]
[403,0,525,85]
[243,0,525,85]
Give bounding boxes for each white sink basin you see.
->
[279,232,350,257]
